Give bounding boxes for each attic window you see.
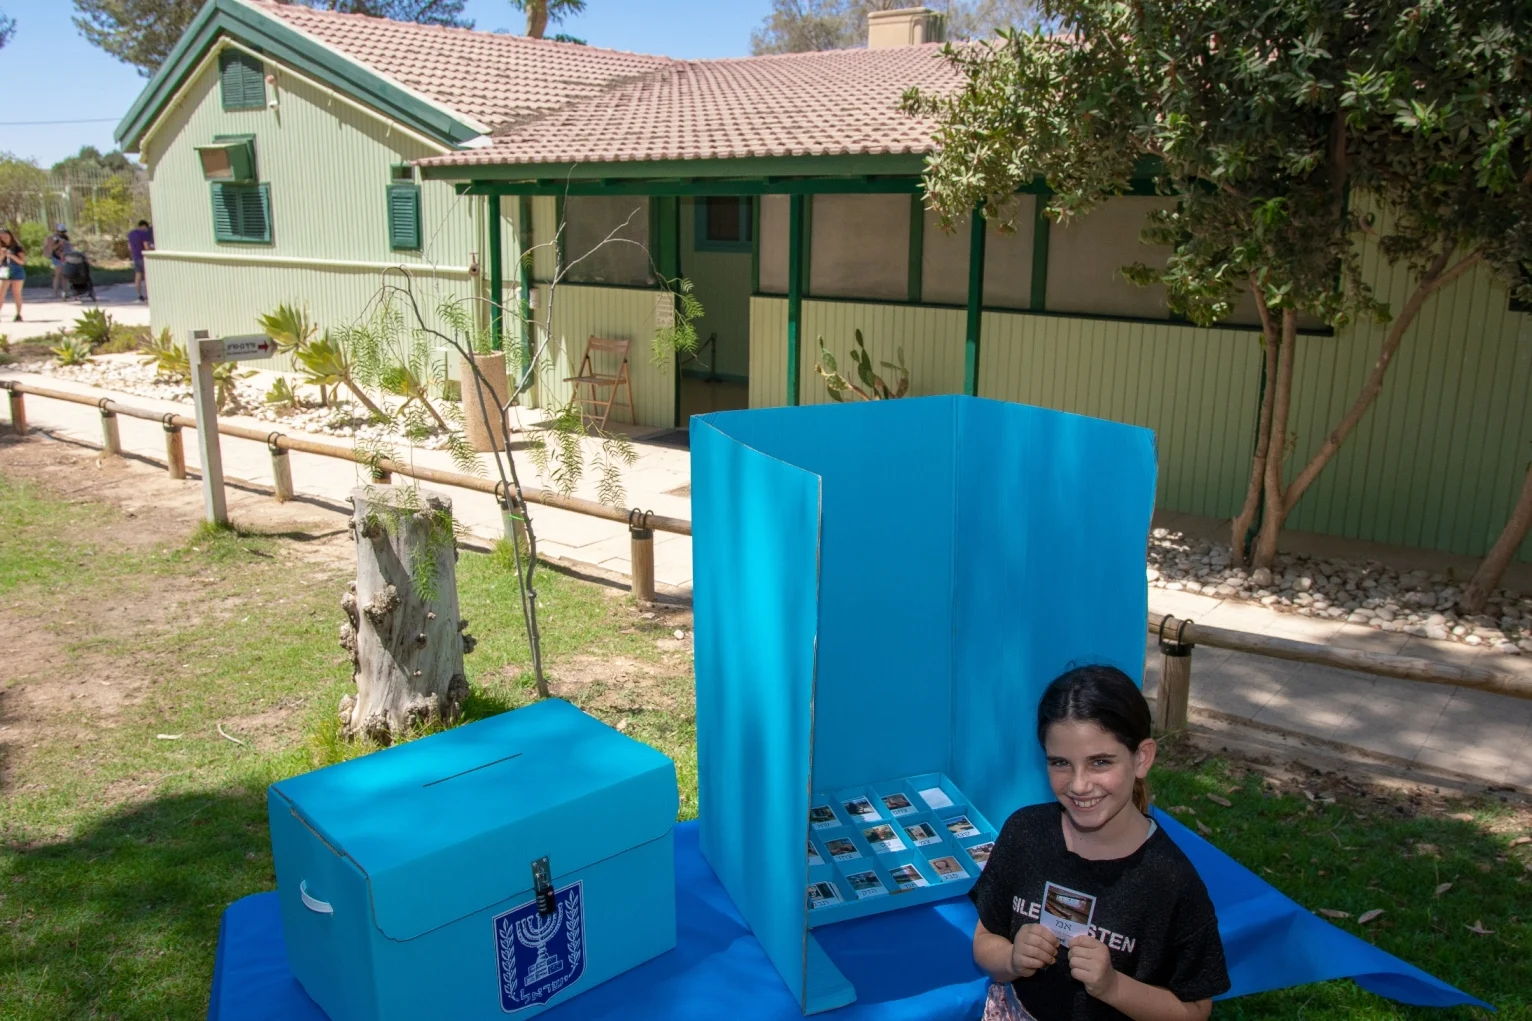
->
[219,51,267,111]
[196,136,258,183]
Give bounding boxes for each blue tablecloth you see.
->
[209,816,1486,1019]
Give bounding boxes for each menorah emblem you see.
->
[516,905,565,984]
[494,881,585,1012]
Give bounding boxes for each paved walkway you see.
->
[6,284,151,342]
[3,366,1529,791]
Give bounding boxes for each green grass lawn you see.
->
[0,472,1525,1019]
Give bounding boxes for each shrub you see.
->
[51,336,94,366]
[74,308,114,348]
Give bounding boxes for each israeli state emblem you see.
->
[494,881,586,1012]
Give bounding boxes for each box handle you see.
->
[300,880,334,916]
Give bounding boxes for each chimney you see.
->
[867,7,946,48]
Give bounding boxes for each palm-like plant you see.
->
[51,336,94,366]
[257,303,327,405]
[141,328,189,379]
[295,331,385,419]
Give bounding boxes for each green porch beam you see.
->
[964,204,986,396]
[787,193,805,407]
[1030,186,1051,312]
[907,193,924,303]
[517,195,533,369]
[424,153,927,184]
[452,176,926,198]
[488,193,504,351]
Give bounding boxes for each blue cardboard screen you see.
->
[692,397,1157,1014]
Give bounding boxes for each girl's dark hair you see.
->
[1036,665,1154,813]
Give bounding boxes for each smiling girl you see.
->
[970,665,1229,1021]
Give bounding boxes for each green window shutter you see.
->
[387,184,421,251]
[219,51,266,110]
[211,183,272,244]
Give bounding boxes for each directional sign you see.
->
[215,335,275,362]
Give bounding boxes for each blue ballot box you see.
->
[691,397,1158,1014]
[266,698,679,1020]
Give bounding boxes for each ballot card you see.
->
[1040,881,1097,945]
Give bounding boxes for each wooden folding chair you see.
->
[563,335,634,429]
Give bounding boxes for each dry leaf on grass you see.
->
[1417,843,1440,856]
[155,733,182,740]
[1195,820,1212,836]
[1448,812,1475,822]
[1168,805,1195,815]
[1317,908,1350,919]
[1207,794,1232,808]
[1465,920,1495,935]
[1435,882,1453,897]
[1358,909,1385,925]
[1510,836,1531,848]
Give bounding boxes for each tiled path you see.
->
[5,367,1529,790]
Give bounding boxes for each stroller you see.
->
[60,250,96,302]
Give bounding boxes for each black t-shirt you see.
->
[969,803,1230,1020]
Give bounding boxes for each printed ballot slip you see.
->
[808,881,842,909]
[846,870,888,900]
[1040,881,1097,945]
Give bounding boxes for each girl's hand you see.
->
[1010,923,1059,977]
[1067,935,1118,1000]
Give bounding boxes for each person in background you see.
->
[0,227,27,321]
[127,219,154,302]
[42,225,72,298]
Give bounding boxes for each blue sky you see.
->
[0,0,774,167]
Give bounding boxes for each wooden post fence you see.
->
[98,400,121,457]
[8,388,25,435]
[163,416,186,480]
[629,510,656,603]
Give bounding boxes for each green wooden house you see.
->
[119,1,1531,561]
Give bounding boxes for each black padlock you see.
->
[532,857,555,916]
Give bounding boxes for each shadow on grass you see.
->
[2,784,276,1021]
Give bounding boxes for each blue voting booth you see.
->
[691,396,1159,1013]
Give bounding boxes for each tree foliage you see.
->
[0,153,47,229]
[72,0,470,76]
[750,0,1039,54]
[906,0,1531,568]
[0,10,15,50]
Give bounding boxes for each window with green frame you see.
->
[219,51,266,111]
[211,182,272,244]
[387,182,421,251]
[695,196,752,253]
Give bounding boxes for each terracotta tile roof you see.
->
[249,0,673,131]
[418,44,962,169]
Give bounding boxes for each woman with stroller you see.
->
[0,227,25,322]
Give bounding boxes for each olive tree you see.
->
[905,0,1531,569]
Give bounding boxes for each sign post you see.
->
[187,331,275,525]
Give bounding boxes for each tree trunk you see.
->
[1230,283,1280,568]
[526,1,549,37]
[339,485,476,744]
[344,378,387,420]
[1251,311,1297,569]
[1459,461,1532,615]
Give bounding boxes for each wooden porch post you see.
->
[786,193,805,406]
[964,203,986,397]
[488,192,504,352]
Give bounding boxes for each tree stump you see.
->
[339,485,476,744]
